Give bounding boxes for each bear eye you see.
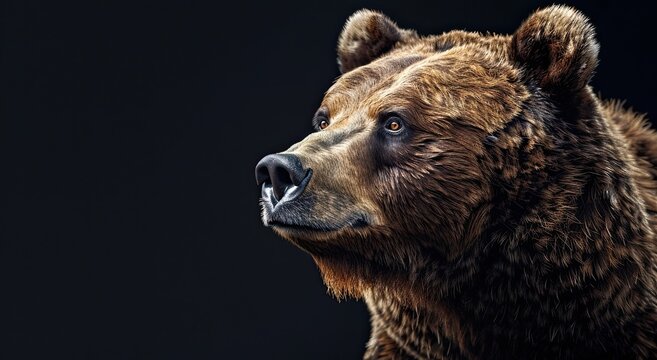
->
[384,116,404,133]
[387,121,401,131]
[313,110,330,131]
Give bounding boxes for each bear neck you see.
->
[364,95,657,359]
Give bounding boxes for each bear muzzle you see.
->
[256,152,372,235]
[256,153,312,208]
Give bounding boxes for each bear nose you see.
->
[255,154,309,202]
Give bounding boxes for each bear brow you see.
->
[373,51,525,133]
[333,55,426,92]
[326,54,427,106]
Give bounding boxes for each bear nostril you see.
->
[271,166,294,201]
[256,165,272,186]
[255,153,308,202]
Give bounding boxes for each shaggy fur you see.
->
[258,5,657,359]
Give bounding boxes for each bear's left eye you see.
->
[384,116,404,133]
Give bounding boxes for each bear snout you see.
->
[255,153,312,206]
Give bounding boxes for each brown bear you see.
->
[256,5,657,359]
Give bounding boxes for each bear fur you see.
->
[258,5,657,359]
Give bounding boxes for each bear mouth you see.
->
[260,196,370,234]
[267,216,369,234]
[259,175,370,234]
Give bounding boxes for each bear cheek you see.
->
[375,137,489,255]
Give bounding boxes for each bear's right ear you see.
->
[337,10,417,74]
[511,5,599,93]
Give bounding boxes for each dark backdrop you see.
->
[1,1,655,359]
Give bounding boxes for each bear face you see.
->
[258,6,601,297]
[269,47,529,297]
[257,6,657,358]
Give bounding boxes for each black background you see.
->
[1,1,655,359]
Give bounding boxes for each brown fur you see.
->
[259,5,657,359]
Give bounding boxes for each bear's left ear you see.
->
[511,5,599,93]
[337,10,417,74]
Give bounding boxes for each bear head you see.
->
[257,5,602,301]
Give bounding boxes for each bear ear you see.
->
[511,5,599,93]
[337,9,417,73]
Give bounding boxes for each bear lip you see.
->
[268,216,369,234]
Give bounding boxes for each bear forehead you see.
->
[323,32,528,133]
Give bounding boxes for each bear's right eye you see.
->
[313,108,330,131]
